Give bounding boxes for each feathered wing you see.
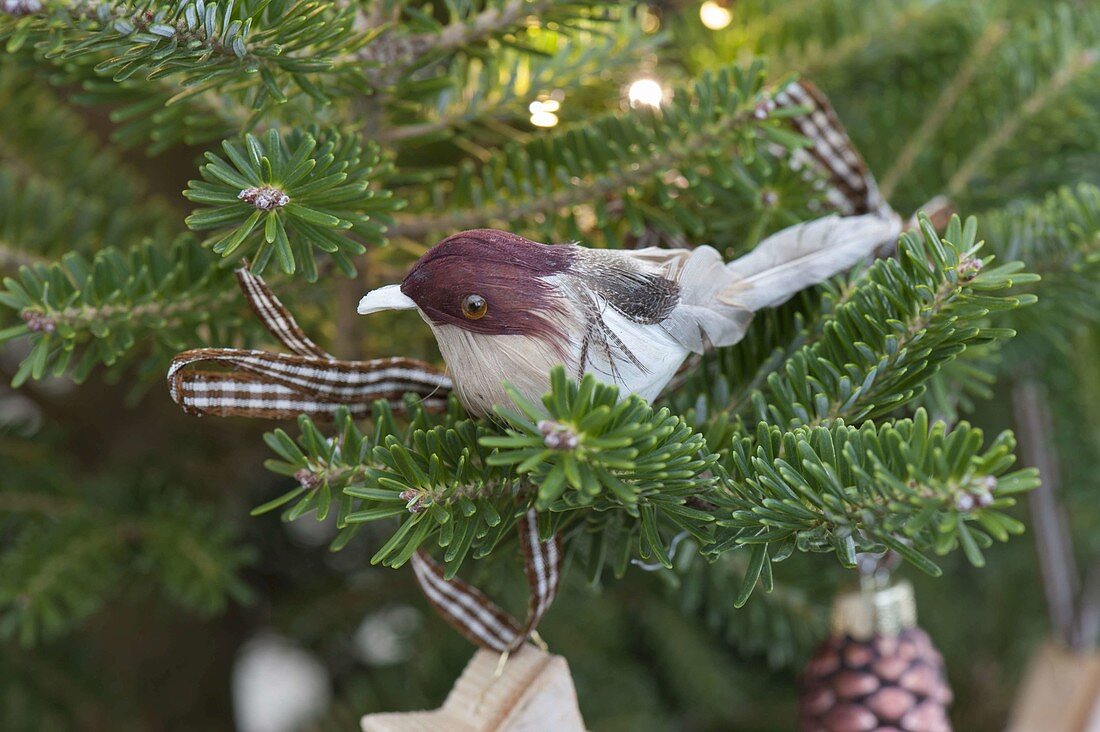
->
[634,213,900,353]
[650,245,755,353]
[719,213,901,311]
[611,80,904,360]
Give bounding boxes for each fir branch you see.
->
[676,214,1034,431]
[984,185,1100,273]
[389,140,671,238]
[735,215,1037,430]
[389,63,787,245]
[0,67,181,258]
[17,286,238,334]
[0,497,254,645]
[947,48,1098,197]
[73,76,251,154]
[377,22,653,144]
[359,0,559,74]
[981,183,1100,348]
[0,517,124,646]
[184,129,401,279]
[776,2,940,77]
[880,20,1008,199]
[139,496,256,615]
[423,0,555,55]
[260,398,526,575]
[5,0,357,105]
[485,368,717,516]
[1,47,248,153]
[0,426,256,646]
[0,237,247,385]
[673,543,833,667]
[263,372,720,576]
[712,409,1039,600]
[0,170,172,272]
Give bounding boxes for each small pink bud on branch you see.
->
[957,256,984,279]
[294,468,321,490]
[239,186,290,211]
[399,489,425,513]
[21,310,55,332]
[1,0,42,16]
[538,420,579,450]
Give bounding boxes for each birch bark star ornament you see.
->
[357,214,901,415]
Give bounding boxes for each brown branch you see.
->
[880,21,1007,199]
[947,49,1098,197]
[1012,378,1080,648]
[776,4,935,77]
[358,0,556,76]
[24,288,239,331]
[388,105,757,239]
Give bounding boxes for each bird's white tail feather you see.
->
[719,213,901,311]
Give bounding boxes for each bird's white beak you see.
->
[357,284,418,315]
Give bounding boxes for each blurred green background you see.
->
[2,0,1099,729]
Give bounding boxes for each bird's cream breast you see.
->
[428,323,577,417]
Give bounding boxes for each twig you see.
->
[947,49,1098,197]
[880,21,1007,199]
[358,0,556,78]
[777,4,934,77]
[388,105,756,239]
[21,288,240,331]
[1012,377,1080,648]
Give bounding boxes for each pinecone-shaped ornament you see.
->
[799,580,953,732]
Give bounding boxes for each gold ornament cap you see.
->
[831,579,917,639]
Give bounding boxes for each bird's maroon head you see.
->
[397,229,576,338]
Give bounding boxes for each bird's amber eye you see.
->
[461,294,488,320]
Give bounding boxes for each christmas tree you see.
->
[1,0,1097,729]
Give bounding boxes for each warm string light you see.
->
[627,78,666,109]
[699,0,732,30]
[529,91,564,128]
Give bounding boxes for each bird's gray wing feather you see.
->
[572,249,681,324]
[628,214,900,353]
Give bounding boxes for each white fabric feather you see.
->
[719,213,901,311]
[612,213,899,354]
[428,325,565,417]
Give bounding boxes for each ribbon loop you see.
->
[411,510,563,653]
[168,269,560,650]
[235,266,334,359]
[774,80,894,219]
[166,267,452,418]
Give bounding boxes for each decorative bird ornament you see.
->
[357,214,900,416]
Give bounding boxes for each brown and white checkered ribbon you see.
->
[167,266,452,418]
[168,270,562,649]
[626,80,896,251]
[411,509,563,652]
[774,80,895,219]
[235,267,331,359]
